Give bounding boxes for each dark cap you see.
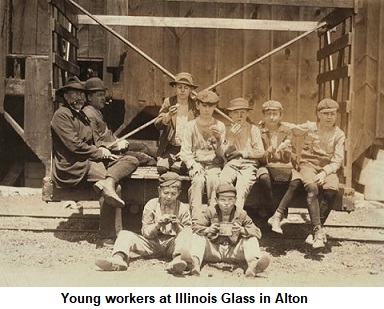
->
[317,98,339,113]
[85,77,107,92]
[159,172,182,188]
[216,183,237,197]
[226,98,252,111]
[262,100,283,112]
[57,76,85,94]
[169,72,198,89]
[196,90,219,104]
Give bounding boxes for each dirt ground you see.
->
[0,188,383,287]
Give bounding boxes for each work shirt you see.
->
[180,118,226,169]
[192,205,262,245]
[258,121,293,165]
[226,122,265,160]
[141,198,191,239]
[291,121,345,175]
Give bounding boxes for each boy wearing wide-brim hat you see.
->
[95,172,194,275]
[155,72,199,175]
[180,90,227,215]
[219,97,265,209]
[182,183,270,277]
[289,98,345,249]
[256,100,302,235]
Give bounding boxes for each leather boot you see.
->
[313,226,327,249]
[94,177,125,208]
[180,248,200,276]
[245,255,270,277]
[165,255,188,275]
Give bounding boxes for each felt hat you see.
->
[159,172,182,188]
[216,183,237,196]
[85,77,107,92]
[226,98,252,111]
[169,72,198,89]
[317,98,339,113]
[57,76,85,94]
[196,90,219,104]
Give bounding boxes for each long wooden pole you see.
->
[68,0,327,140]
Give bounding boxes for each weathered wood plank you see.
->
[320,8,354,31]
[54,20,79,48]
[317,32,352,61]
[54,54,80,76]
[166,0,355,9]
[36,0,50,54]
[4,111,24,139]
[24,56,52,167]
[317,65,350,84]
[88,0,105,59]
[270,5,300,123]
[243,4,271,122]
[0,0,7,113]
[50,0,78,27]
[11,0,38,54]
[78,15,319,32]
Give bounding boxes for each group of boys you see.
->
[51,72,345,277]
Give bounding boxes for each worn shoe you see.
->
[95,256,128,271]
[165,256,188,275]
[94,179,125,208]
[305,234,314,246]
[245,255,270,277]
[313,227,327,249]
[96,238,115,249]
[267,215,283,234]
[280,217,290,227]
[180,249,200,276]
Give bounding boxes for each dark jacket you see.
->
[51,104,103,187]
[258,121,294,165]
[192,205,262,245]
[154,95,197,156]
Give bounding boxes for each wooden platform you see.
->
[42,166,356,213]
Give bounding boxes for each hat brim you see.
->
[169,81,198,89]
[318,108,338,113]
[56,84,85,94]
[86,87,108,92]
[262,107,283,111]
[226,106,252,111]
[217,191,236,197]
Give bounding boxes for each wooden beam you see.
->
[78,15,319,32]
[317,65,351,84]
[320,8,354,31]
[317,32,352,60]
[166,0,355,9]
[54,20,79,48]
[4,111,24,139]
[50,0,78,27]
[53,54,80,76]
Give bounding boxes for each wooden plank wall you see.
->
[11,0,50,55]
[351,0,383,161]
[0,0,8,114]
[74,1,329,125]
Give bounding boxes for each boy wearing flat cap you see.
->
[155,72,198,175]
[219,97,265,209]
[95,172,194,275]
[290,98,345,248]
[181,183,270,277]
[257,100,302,234]
[180,90,226,215]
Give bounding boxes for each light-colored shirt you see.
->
[291,121,345,175]
[180,118,226,169]
[226,122,265,159]
[141,198,191,239]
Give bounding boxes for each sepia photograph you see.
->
[0,0,383,289]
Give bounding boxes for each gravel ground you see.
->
[0,191,383,287]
